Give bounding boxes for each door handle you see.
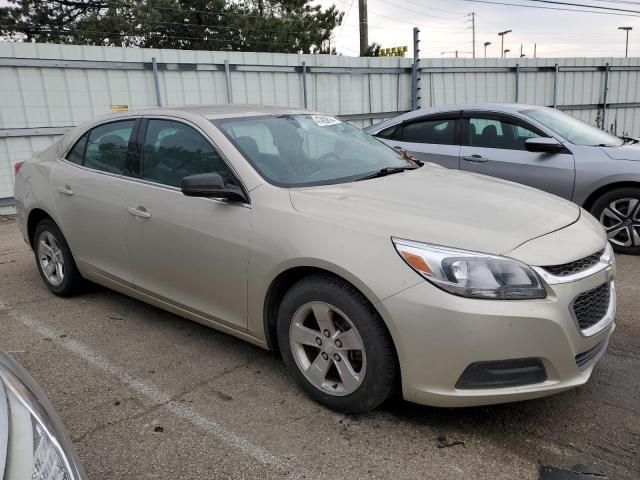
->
[462,155,489,163]
[57,186,74,196]
[127,206,151,219]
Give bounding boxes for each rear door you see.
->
[123,118,250,330]
[51,119,138,283]
[459,112,575,199]
[375,113,461,169]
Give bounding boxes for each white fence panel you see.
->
[3,43,640,202]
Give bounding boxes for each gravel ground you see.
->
[0,217,638,480]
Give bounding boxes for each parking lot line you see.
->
[0,299,306,480]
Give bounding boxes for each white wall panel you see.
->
[3,43,640,201]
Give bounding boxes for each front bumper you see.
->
[377,260,615,408]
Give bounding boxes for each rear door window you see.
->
[83,120,136,174]
[400,118,457,145]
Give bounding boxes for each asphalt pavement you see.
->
[0,217,638,479]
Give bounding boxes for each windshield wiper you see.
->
[620,135,639,145]
[356,166,418,181]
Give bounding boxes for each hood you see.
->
[290,166,580,255]
[601,142,640,161]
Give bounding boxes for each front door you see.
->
[51,119,137,283]
[459,113,575,199]
[123,118,250,329]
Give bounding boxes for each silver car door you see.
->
[459,112,575,199]
[123,118,250,330]
[51,119,137,283]
[374,114,461,169]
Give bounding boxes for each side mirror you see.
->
[525,137,564,153]
[181,173,248,203]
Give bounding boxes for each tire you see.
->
[590,187,640,255]
[33,219,84,296]
[277,274,398,413]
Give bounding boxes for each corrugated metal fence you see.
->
[2,42,640,202]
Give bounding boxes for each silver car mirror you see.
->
[525,137,564,153]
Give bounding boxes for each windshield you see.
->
[214,114,413,187]
[522,107,623,147]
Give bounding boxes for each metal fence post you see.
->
[515,63,520,102]
[553,63,559,108]
[602,63,610,132]
[301,61,308,109]
[151,57,162,107]
[224,59,233,104]
[411,27,421,110]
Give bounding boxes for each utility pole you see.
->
[411,27,421,110]
[498,30,511,58]
[534,43,537,58]
[484,41,491,58]
[469,12,476,58]
[520,44,525,57]
[359,0,368,56]
[619,26,632,58]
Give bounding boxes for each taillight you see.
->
[14,161,26,175]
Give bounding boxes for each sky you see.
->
[315,0,640,58]
[0,0,638,58]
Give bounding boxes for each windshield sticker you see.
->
[311,114,342,127]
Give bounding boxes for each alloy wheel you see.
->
[37,231,65,286]
[289,301,367,396]
[600,198,640,247]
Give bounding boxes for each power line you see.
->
[523,0,640,14]
[459,0,640,17]
[378,0,464,20]
[403,0,468,16]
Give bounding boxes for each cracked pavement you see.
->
[0,218,638,479]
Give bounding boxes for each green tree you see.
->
[0,0,343,53]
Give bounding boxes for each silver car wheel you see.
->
[37,231,65,286]
[600,198,640,247]
[289,301,367,396]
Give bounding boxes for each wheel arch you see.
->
[262,265,400,375]
[27,208,56,247]
[582,180,640,212]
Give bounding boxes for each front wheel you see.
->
[591,187,640,255]
[277,274,398,413]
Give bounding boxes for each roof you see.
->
[365,102,547,133]
[138,104,312,120]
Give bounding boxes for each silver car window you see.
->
[523,107,623,147]
[469,117,541,151]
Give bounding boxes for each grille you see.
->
[575,340,607,370]
[543,250,604,277]
[571,283,611,331]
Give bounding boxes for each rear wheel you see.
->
[33,219,84,296]
[277,274,397,413]
[591,187,640,255]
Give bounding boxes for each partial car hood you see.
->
[290,166,580,255]
[601,142,640,161]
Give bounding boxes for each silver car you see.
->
[0,352,87,479]
[366,103,640,255]
[13,105,615,413]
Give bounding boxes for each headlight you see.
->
[392,238,547,300]
[0,354,86,480]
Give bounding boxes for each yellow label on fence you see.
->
[109,105,129,113]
